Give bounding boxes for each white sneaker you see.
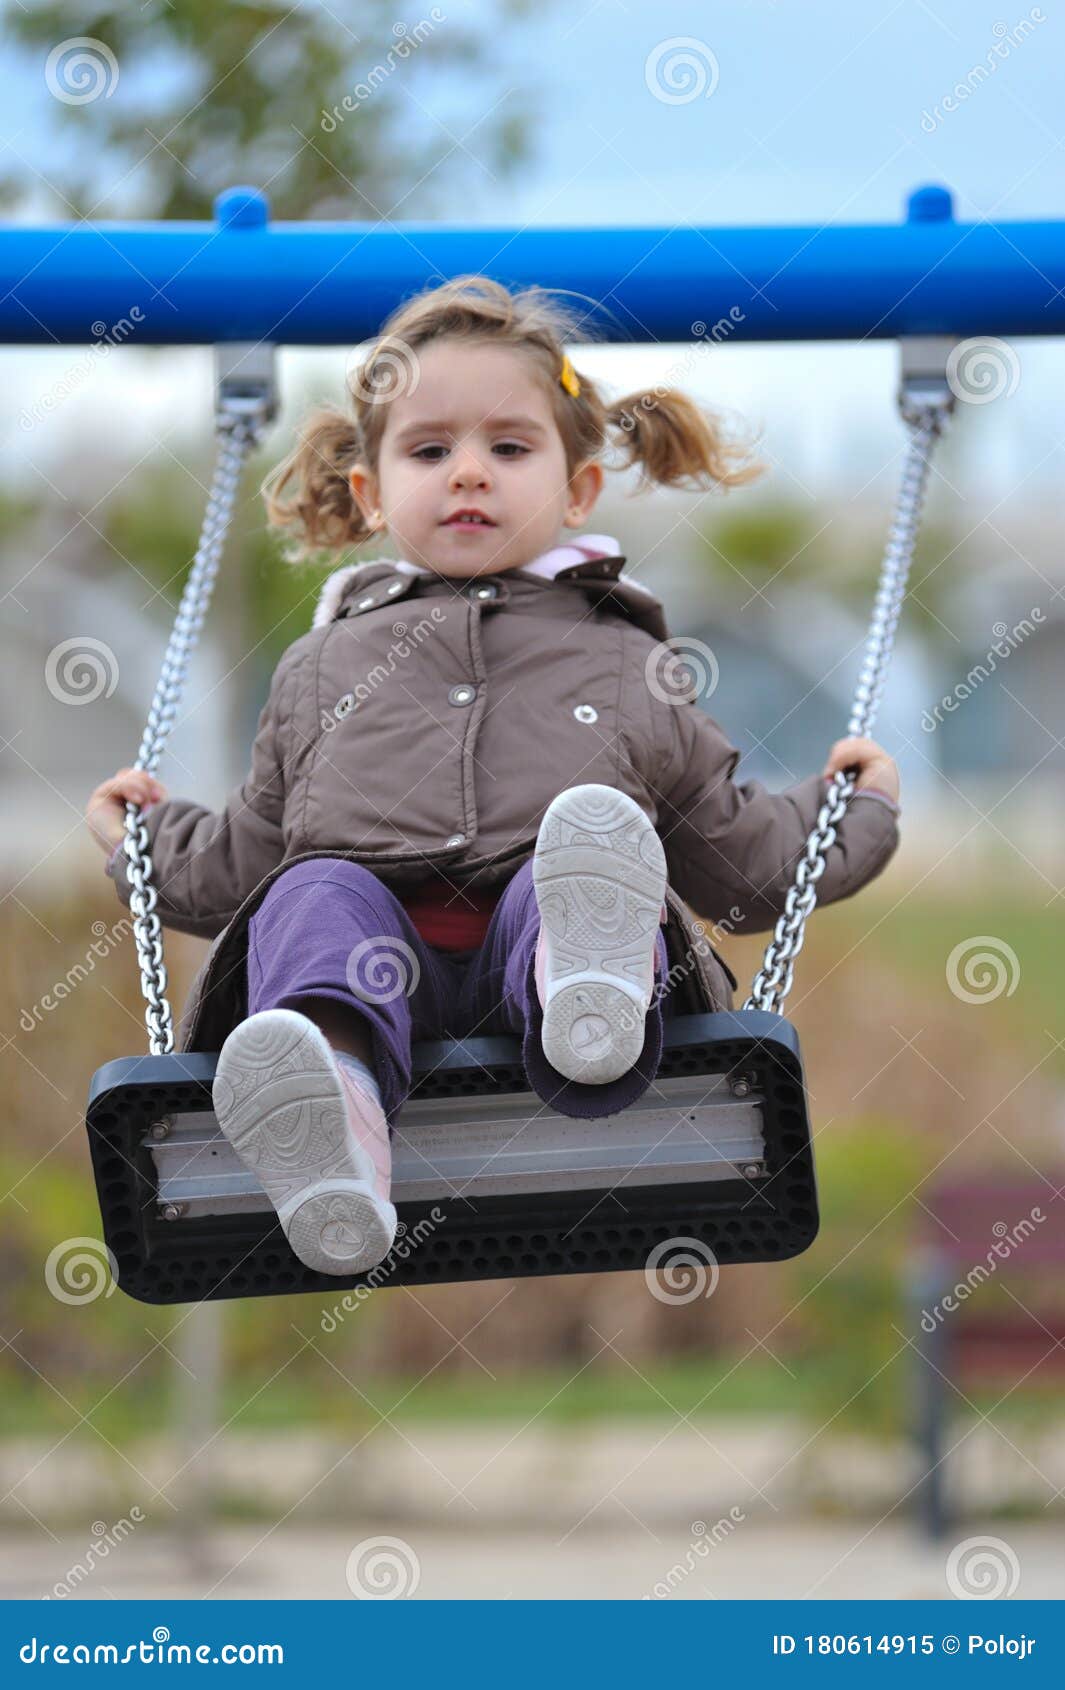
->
[212,1007,398,1277]
[532,784,667,1086]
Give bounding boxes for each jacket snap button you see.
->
[468,580,498,601]
[357,595,375,610]
[449,684,476,706]
[335,692,356,717]
[386,581,404,595]
[446,833,466,847]
[574,703,598,723]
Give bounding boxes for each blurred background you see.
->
[1,0,1064,1600]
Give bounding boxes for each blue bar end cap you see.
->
[907,183,954,222]
[214,187,269,230]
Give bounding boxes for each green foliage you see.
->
[839,514,962,648]
[698,499,970,650]
[824,893,1060,1075]
[0,486,38,536]
[790,1117,927,1440]
[0,1148,176,1433]
[97,446,332,675]
[5,0,538,220]
[700,501,817,588]
[99,458,203,596]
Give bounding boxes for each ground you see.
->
[8,1519,1063,1601]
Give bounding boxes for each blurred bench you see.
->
[905,1176,1065,1537]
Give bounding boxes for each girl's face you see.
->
[348,340,603,578]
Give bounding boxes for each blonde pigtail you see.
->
[260,403,378,564]
[605,388,764,492]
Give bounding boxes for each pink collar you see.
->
[512,534,621,580]
[393,533,621,583]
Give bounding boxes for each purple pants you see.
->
[246,858,673,1127]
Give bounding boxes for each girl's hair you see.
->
[261,273,763,562]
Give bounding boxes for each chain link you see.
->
[744,388,953,1016]
[122,400,271,1053]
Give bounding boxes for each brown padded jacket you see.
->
[105,550,900,1051]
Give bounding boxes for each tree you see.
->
[2,0,536,221]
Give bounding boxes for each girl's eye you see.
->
[410,441,529,461]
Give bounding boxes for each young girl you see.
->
[86,274,901,1282]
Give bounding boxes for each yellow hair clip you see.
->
[559,352,581,397]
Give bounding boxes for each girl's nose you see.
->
[449,449,490,489]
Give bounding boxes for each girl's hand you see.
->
[86,767,167,854]
[821,736,899,803]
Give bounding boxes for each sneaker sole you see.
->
[211,1007,398,1277]
[532,784,667,1086]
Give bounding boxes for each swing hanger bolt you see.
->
[898,336,959,426]
[159,1202,184,1222]
[215,342,279,427]
[149,1119,170,1140]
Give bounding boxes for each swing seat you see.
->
[85,1009,818,1306]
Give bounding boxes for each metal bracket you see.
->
[898,335,958,424]
[214,341,279,426]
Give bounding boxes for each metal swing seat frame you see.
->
[84,331,954,1306]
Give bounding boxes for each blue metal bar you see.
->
[1,183,1063,346]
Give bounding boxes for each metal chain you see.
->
[122,395,272,1054]
[744,385,953,1016]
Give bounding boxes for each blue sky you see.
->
[479,0,1065,227]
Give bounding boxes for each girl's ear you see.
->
[563,458,604,528]
[348,463,381,528]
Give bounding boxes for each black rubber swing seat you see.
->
[86,1008,818,1306]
